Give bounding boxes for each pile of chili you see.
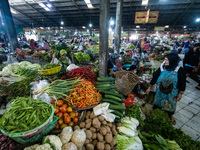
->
[67,79,101,108]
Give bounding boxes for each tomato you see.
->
[56,112,63,119]
[51,99,56,104]
[54,106,59,114]
[55,123,60,129]
[73,117,78,123]
[68,121,74,127]
[60,123,67,129]
[67,107,72,113]
[58,119,64,125]
[60,106,67,113]
[75,112,79,117]
[63,113,69,118]
[64,116,71,124]
[57,100,64,106]
[62,104,67,108]
[70,112,76,119]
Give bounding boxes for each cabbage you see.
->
[2,63,20,74]
[118,126,138,137]
[116,134,143,150]
[19,61,32,68]
[31,64,41,70]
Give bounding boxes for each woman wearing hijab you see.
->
[146,53,186,125]
[51,49,71,72]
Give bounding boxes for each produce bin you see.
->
[9,116,58,144]
[40,65,61,75]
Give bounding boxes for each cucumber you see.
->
[96,84,111,87]
[109,104,126,110]
[111,110,124,117]
[97,87,115,91]
[101,99,122,105]
[97,77,114,82]
[99,90,123,98]
[105,95,122,102]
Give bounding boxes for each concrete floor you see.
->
[173,77,200,141]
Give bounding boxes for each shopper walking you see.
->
[184,43,200,76]
[146,53,186,125]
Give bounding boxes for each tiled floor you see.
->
[173,77,200,141]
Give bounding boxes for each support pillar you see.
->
[0,0,19,52]
[114,0,123,54]
[99,0,110,76]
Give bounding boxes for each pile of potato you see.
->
[73,111,120,150]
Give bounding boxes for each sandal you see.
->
[171,116,176,125]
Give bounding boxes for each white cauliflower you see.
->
[43,135,62,150]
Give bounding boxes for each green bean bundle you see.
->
[0,97,52,133]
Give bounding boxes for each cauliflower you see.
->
[43,135,62,150]
[35,144,53,150]
[24,144,39,150]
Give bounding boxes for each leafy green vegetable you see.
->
[75,52,90,62]
[42,63,60,70]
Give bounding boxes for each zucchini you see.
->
[101,99,122,105]
[105,95,122,102]
[111,110,124,117]
[97,77,114,82]
[109,104,126,110]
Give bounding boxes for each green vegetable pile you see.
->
[125,105,144,126]
[75,52,90,63]
[141,109,200,149]
[42,63,60,70]
[0,97,52,133]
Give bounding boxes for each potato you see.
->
[85,139,90,144]
[105,133,112,143]
[117,123,122,127]
[97,133,104,142]
[90,111,95,119]
[86,111,91,119]
[105,144,111,150]
[86,144,94,150]
[107,122,112,128]
[92,133,97,139]
[96,128,100,132]
[86,119,92,124]
[98,116,105,122]
[110,138,116,148]
[92,117,101,128]
[89,138,93,143]
[97,142,104,150]
[100,127,107,136]
[74,125,80,130]
[92,140,98,147]
[102,120,107,125]
[80,122,86,128]
[105,126,111,133]
[86,122,92,129]
[112,126,118,136]
[90,127,96,133]
[85,130,92,139]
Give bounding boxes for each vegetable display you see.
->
[75,52,90,62]
[74,110,118,150]
[0,97,52,133]
[67,67,97,84]
[67,80,101,108]
[0,134,18,150]
[51,100,79,129]
[42,63,60,70]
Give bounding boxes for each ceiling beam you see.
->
[71,0,87,21]
[10,6,41,25]
[24,1,59,27]
[13,16,29,26]
[172,0,197,26]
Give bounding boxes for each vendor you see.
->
[146,53,186,125]
[51,49,72,71]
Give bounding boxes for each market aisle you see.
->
[173,77,200,141]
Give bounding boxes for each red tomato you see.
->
[75,112,79,117]
[63,113,69,118]
[51,99,56,104]
[64,116,71,124]
[54,106,59,114]
[60,106,67,113]
[70,112,76,119]
[73,117,78,123]
[55,123,60,129]
[62,104,67,108]
[56,112,63,119]
[57,100,64,106]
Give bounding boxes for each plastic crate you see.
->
[40,65,61,75]
[11,116,58,144]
